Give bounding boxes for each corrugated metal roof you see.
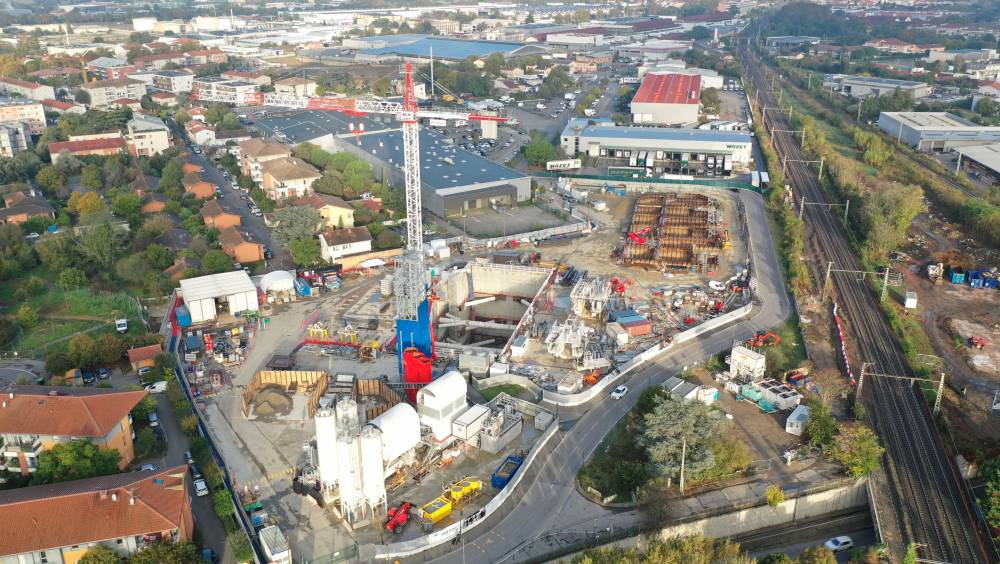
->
[633,73,701,105]
[580,125,751,143]
[179,271,256,302]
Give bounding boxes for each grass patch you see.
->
[480,384,527,401]
[15,320,103,352]
[764,315,808,376]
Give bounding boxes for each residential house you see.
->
[0,78,55,101]
[221,70,272,86]
[352,198,391,217]
[140,193,166,214]
[493,78,527,94]
[186,122,216,146]
[182,174,216,199]
[570,60,598,74]
[80,78,147,108]
[40,99,86,115]
[0,466,193,563]
[293,193,355,228]
[219,226,264,264]
[126,115,172,157]
[126,343,162,371]
[274,77,317,97]
[213,129,252,147]
[0,191,54,224]
[0,386,148,473]
[0,99,46,134]
[48,136,126,164]
[188,107,208,122]
[192,76,259,100]
[0,122,32,157]
[186,49,228,65]
[111,98,143,112]
[200,199,241,229]
[150,91,178,106]
[319,227,372,264]
[239,138,291,183]
[87,56,137,80]
[132,52,188,69]
[164,257,201,282]
[261,156,321,200]
[182,162,204,175]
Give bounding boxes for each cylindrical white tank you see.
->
[335,396,359,438]
[336,433,363,515]
[359,426,386,509]
[314,407,338,490]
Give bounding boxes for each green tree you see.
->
[829,422,884,477]
[201,249,233,274]
[574,534,752,563]
[32,439,121,484]
[982,456,1000,530]
[764,484,785,508]
[521,133,558,166]
[129,541,199,564]
[213,489,235,518]
[16,304,38,329]
[131,394,157,421]
[804,399,836,449]
[289,237,322,266]
[271,206,322,247]
[228,533,255,563]
[79,545,122,564]
[540,65,573,98]
[977,98,999,118]
[35,165,65,194]
[46,350,72,375]
[74,89,91,105]
[81,164,103,190]
[133,427,161,459]
[373,229,402,250]
[758,553,795,564]
[798,546,837,564]
[78,222,122,267]
[68,334,98,368]
[111,192,142,221]
[58,267,87,289]
[174,108,191,124]
[94,334,124,366]
[639,395,724,480]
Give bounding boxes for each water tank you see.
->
[359,426,386,508]
[314,407,338,490]
[175,305,192,328]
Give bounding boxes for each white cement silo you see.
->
[314,407,339,491]
[359,425,386,515]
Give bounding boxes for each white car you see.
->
[193,478,210,497]
[144,381,168,394]
[708,280,726,291]
[823,536,854,553]
[611,385,628,400]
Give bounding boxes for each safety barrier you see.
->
[535,171,761,193]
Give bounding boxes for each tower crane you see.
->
[192,63,505,344]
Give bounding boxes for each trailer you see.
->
[491,455,524,489]
[751,171,761,188]
[759,171,770,190]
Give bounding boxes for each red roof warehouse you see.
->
[630,73,702,125]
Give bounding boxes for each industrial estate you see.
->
[0,1,1000,564]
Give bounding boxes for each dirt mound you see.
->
[253,385,292,417]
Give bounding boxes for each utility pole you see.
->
[822,261,833,301]
[430,46,435,101]
[818,156,824,181]
[679,437,687,495]
[881,265,890,302]
[857,101,863,122]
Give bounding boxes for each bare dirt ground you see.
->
[902,212,1000,457]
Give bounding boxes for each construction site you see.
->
[620,192,731,274]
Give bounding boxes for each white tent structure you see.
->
[367,403,421,467]
[259,270,295,293]
[178,270,258,324]
[416,370,468,441]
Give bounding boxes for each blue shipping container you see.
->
[176,305,192,327]
[609,309,638,322]
[491,455,524,489]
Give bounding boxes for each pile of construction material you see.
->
[620,192,729,273]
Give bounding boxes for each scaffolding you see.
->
[569,276,613,318]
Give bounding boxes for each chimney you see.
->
[111,493,118,502]
[130,497,135,505]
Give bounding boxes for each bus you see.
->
[545,159,583,171]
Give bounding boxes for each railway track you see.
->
[740,40,989,563]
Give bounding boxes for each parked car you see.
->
[611,385,628,400]
[144,381,168,394]
[193,478,210,496]
[188,464,202,480]
[82,371,95,384]
[184,450,195,465]
[823,536,854,553]
[137,366,153,377]
[140,463,157,472]
[97,367,110,380]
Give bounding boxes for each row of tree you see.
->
[574,533,848,564]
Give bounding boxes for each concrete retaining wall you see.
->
[473,373,543,399]
[658,479,868,540]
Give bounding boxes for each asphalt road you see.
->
[421,189,792,563]
[183,151,294,271]
[749,527,876,563]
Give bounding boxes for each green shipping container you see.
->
[740,385,763,402]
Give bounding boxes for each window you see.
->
[116,539,123,545]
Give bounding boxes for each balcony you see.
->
[0,436,43,456]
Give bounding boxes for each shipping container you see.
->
[759,171,770,190]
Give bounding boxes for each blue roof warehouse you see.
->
[252,109,530,218]
[344,34,546,62]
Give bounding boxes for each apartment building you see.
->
[260,156,321,200]
[221,70,272,86]
[0,122,32,157]
[0,78,55,101]
[151,69,195,94]
[192,75,259,101]
[0,466,193,563]
[0,386,147,474]
[80,78,147,108]
[126,115,171,157]
[0,99,45,134]
[239,138,291,183]
[319,227,372,264]
[87,56,137,80]
[48,136,127,163]
[274,77,317,97]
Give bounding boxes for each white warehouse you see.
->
[178,271,259,324]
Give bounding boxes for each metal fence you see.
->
[534,171,761,193]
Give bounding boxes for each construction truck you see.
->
[385,502,413,533]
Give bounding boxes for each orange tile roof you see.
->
[0,466,189,556]
[41,98,75,110]
[127,343,162,364]
[633,73,701,105]
[0,386,147,437]
[48,137,126,154]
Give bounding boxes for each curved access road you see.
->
[416,189,793,563]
